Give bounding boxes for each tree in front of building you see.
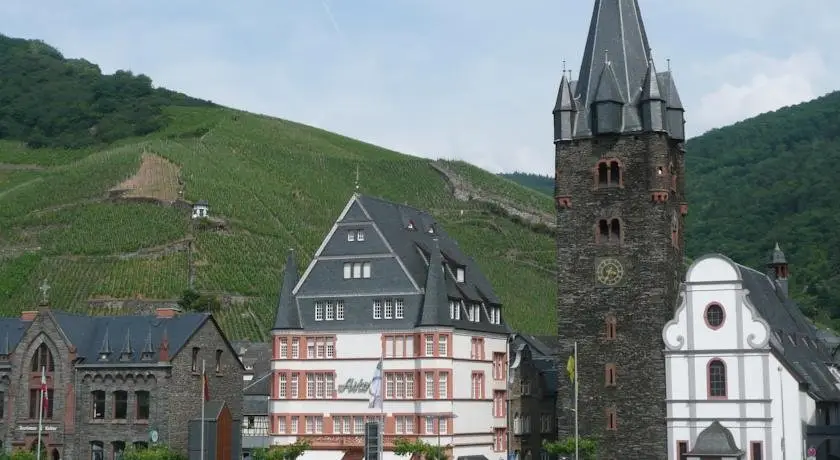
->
[251,440,310,460]
[393,438,446,460]
[122,444,186,460]
[0,450,36,460]
[542,437,597,460]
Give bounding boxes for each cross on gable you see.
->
[39,279,50,304]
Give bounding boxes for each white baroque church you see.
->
[663,245,840,460]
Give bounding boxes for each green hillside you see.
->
[504,91,840,329]
[0,34,556,340]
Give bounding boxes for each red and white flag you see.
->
[40,366,48,417]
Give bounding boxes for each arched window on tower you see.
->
[30,343,54,372]
[596,219,623,244]
[595,159,622,188]
[708,359,727,398]
[605,315,617,340]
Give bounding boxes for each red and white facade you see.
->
[269,329,509,460]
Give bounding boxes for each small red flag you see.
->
[203,373,210,402]
[40,367,48,416]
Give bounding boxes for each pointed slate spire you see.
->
[771,242,787,265]
[592,61,625,134]
[273,249,303,330]
[553,71,577,142]
[570,0,652,137]
[141,325,155,359]
[640,57,666,132]
[120,328,134,361]
[768,242,790,297]
[660,61,686,140]
[98,326,112,361]
[418,239,451,327]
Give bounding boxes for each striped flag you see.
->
[368,359,383,409]
[40,366,48,416]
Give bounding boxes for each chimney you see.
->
[156,306,181,319]
[21,311,38,322]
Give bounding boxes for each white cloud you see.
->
[692,51,828,135]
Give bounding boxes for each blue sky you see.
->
[1,0,838,174]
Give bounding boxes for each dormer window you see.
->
[347,230,355,242]
[347,230,365,242]
[456,267,465,283]
[343,262,371,279]
[140,350,154,361]
[99,352,110,361]
[407,220,416,230]
[427,226,435,234]
[357,230,365,241]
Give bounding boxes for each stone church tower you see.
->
[553,0,687,458]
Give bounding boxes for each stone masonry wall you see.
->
[555,132,684,460]
[167,319,244,454]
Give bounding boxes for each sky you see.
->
[1,0,838,175]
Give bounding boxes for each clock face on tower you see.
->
[596,258,624,286]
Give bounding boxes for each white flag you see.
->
[368,359,383,409]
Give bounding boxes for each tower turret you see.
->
[553,71,577,142]
[592,58,625,135]
[768,242,789,296]
[640,57,666,133]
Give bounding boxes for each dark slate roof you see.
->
[769,242,787,265]
[687,421,744,456]
[511,334,560,358]
[231,341,271,377]
[273,194,507,334]
[735,262,840,401]
[273,249,302,330]
[554,0,685,140]
[357,195,501,306]
[195,199,209,207]
[244,372,270,397]
[50,310,209,364]
[0,319,28,357]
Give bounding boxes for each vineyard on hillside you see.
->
[0,106,557,340]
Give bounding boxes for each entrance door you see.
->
[51,448,60,460]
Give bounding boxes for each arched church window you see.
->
[708,359,727,398]
[595,159,622,188]
[31,343,54,372]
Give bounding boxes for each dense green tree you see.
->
[0,34,214,149]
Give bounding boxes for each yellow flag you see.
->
[566,355,575,383]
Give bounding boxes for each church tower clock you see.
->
[553,1,687,458]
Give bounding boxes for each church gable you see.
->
[339,199,369,223]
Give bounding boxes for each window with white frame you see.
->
[305,416,323,434]
[494,429,505,452]
[493,353,505,379]
[438,335,448,356]
[353,262,362,279]
[279,340,288,358]
[384,299,393,319]
[343,263,352,279]
[314,303,324,321]
[307,338,315,357]
[396,415,414,434]
[471,373,484,399]
[290,416,298,434]
[347,230,355,242]
[277,417,287,434]
[438,416,447,434]
[425,335,434,356]
[278,374,287,399]
[336,300,345,320]
[425,416,435,434]
[362,262,371,278]
[385,372,414,399]
[395,299,404,319]
[357,230,365,241]
[290,374,299,398]
[305,372,334,399]
[449,300,461,320]
[373,300,382,319]
[291,338,299,358]
[425,372,434,399]
[456,267,465,282]
[438,372,448,399]
[325,301,334,320]
[353,417,365,434]
[493,391,505,417]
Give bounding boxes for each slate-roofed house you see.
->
[270,193,510,460]
[0,304,243,460]
[508,335,560,460]
[663,246,840,460]
[241,372,270,458]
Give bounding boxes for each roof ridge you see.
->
[358,194,432,216]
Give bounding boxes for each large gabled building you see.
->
[0,305,243,460]
[269,193,510,460]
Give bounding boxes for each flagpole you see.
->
[574,342,579,460]
[36,366,44,460]
[201,359,206,460]
[379,353,385,460]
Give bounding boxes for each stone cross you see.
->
[39,279,50,305]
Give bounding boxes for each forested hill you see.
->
[0,34,558,340]
[0,34,213,148]
[502,90,840,328]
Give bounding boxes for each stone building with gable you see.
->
[0,304,243,460]
[552,0,686,457]
[508,335,560,460]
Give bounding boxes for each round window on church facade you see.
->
[705,303,725,329]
